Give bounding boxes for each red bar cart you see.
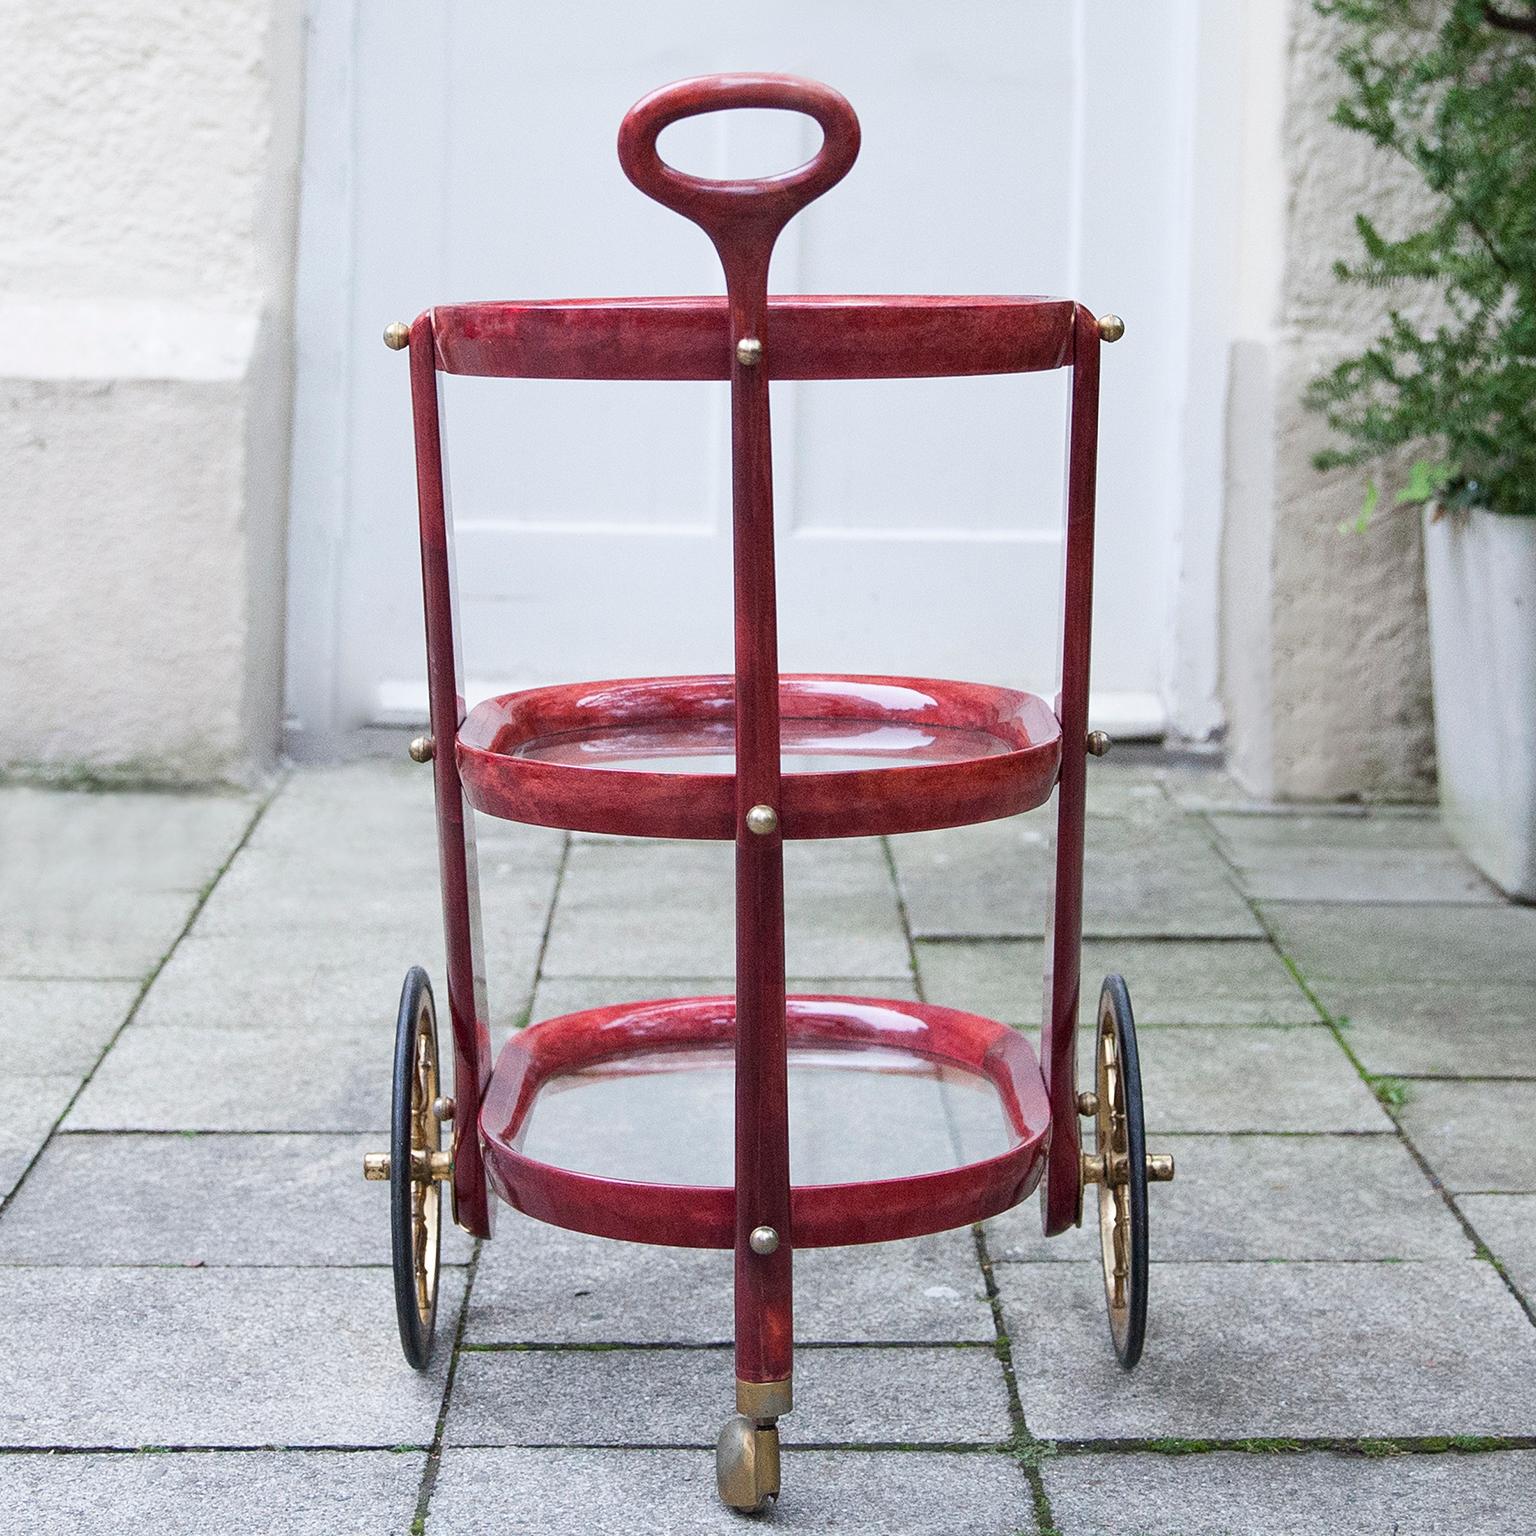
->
[364,74,1174,1514]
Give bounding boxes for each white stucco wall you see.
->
[1221,0,1436,800]
[0,0,304,783]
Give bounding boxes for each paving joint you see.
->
[0,782,279,1223]
[1192,809,1536,1332]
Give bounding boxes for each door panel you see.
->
[301,0,1189,734]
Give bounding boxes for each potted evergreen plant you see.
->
[1307,0,1536,899]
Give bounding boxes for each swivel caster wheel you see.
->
[1081,974,1175,1369]
[363,967,452,1370]
[716,1415,780,1514]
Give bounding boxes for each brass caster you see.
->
[384,321,411,350]
[1147,1153,1176,1183]
[363,1152,390,1182]
[716,1414,780,1514]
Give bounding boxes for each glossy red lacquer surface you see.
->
[409,312,495,1238]
[432,295,1076,381]
[400,72,1110,1371]
[457,673,1062,840]
[478,996,1052,1249]
[1038,306,1101,1237]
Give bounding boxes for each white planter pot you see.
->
[1424,506,1536,901]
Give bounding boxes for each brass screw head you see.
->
[363,1153,391,1182]
[1086,730,1112,758]
[1076,1091,1099,1117]
[749,1225,780,1255]
[736,337,764,367]
[408,734,435,764]
[745,804,778,837]
[1097,313,1125,344]
[432,1095,456,1123]
[384,321,411,351]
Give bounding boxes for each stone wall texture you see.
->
[1222,2,1437,800]
[0,0,304,784]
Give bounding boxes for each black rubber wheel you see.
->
[391,966,442,1371]
[1093,974,1149,1369]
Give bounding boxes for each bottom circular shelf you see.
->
[478,995,1051,1249]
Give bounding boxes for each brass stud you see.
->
[432,1095,455,1123]
[749,1225,780,1255]
[745,804,778,837]
[408,735,435,764]
[1147,1153,1176,1183]
[384,321,411,351]
[1076,1091,1099,1117]
[736,337,763,368]
[1097,314,1125,344]
[363,1153,391,1182]
[1086,730,1112,758]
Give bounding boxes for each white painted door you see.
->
[288,1,1214,745]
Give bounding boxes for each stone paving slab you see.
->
[528,975,921,1025]
[1,979,140,1076]
[986,1134,1471,1263]
[447,1344,1013,1448]
[1014,1025,1389,1135]
[429,1447,1035,1534]
[1209,812,1499,905]
[0,787,257,892]
[1043,1449,1536,1536]
[189,852,445,943]
[997,1260,1536,1440]
[0,1075,78,1203]
[1458,1195,1536,1303]
[0,1132,472,1267]
[469,1218,992,1344]
[0,1449,427,1536]
[543,840,912,978]
[64,1023,392,1133]
[134,925,545,1044]
[1396,1080,1536,1193]
[0,1267,463,1447]
[914,939,1314,1027]
[890,816,1260,941]
[1266,903,1536,987]
[0,888,236,982]
[0,789,256,979]
[131,933,447,1033]
[1337,983,1536,1078]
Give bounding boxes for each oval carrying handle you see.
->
[618,73,860,258]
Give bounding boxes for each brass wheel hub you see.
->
[1090,1015,1134,1336]
[407,1007,444,1329]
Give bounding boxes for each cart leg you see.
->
[1040,305,1102,1238]
[723,822,792,1512]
